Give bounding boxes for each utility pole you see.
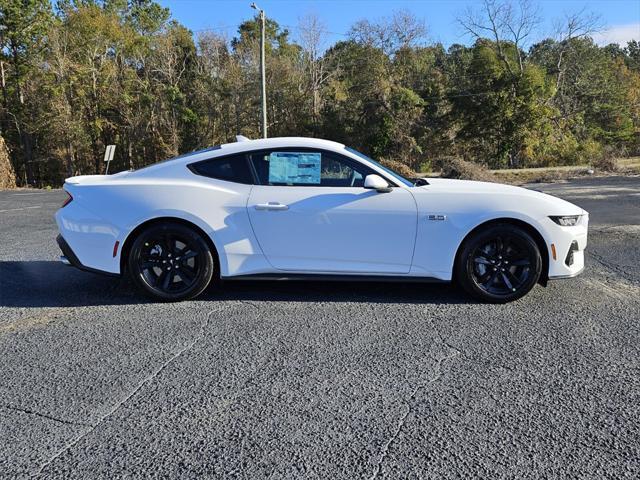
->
[251,3,267,138]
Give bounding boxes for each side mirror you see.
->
[363,174,392,193]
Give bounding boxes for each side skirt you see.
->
[221,273,449,283]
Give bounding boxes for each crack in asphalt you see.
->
[0,404,92,428]
[588,250,635,280]
[33,305,227,477]
[366,309,463,479]
[368,350,460,480]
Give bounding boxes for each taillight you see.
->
[61,191,73,208]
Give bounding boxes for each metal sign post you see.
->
[104,145,116,174]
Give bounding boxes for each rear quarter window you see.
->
[188,155,253,184]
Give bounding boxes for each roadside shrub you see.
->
[416,160,432,173]
[578,139,604,165]
[378,158,418,179]
[433,156,496,182]
[592,145,622,172]
[593,156,618,172]
[531,133,582,167]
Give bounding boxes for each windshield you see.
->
[345,147,414,188]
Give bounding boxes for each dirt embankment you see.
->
[0,135,17,189]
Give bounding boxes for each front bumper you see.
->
[549,266,584,279]
[547,214,588,280]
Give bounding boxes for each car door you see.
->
[246,148,418,274]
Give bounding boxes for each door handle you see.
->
[255,202,289,211]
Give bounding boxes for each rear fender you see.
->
[118,210,224,276]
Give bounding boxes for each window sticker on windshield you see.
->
[268,152,321,184]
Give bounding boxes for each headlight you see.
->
[549,215,580,226]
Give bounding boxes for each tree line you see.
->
[1,0,639,187]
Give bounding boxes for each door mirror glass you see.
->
[364,174,391,192]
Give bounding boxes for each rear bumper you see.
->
[55,198,123,274]
[56,234,119,277]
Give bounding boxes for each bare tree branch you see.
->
[458,0,541,75]
[298,13,336,119]
[552,8,604,92]
[349,9,427,55]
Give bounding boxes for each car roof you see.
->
[217,136,345,154]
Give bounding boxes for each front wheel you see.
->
[127,222,215,301]
[456,224,542,303]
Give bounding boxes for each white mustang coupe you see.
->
[55,136,588,303]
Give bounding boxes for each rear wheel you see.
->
[456,223,542,303]
[127,222,214,301]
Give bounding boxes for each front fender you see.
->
[410,210,553,280]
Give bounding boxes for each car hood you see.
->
[416,178,586,215]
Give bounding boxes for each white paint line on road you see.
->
[11,192,51,196]
[0,206,42,213]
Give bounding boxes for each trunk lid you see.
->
[65,170,130,185]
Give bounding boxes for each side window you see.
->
[248,150,374,187]
[189,155,253,184]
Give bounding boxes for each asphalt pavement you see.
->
[0,176,639,478]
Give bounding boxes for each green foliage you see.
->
[1,3,639,186]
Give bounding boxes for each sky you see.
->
[157,0,640,49]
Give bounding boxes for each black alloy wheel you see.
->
[456,223,542,303]
[128,222,214,301]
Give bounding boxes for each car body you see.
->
[55,136,588,302]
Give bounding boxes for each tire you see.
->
[455,223,542,303]
[127,222,215,301]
